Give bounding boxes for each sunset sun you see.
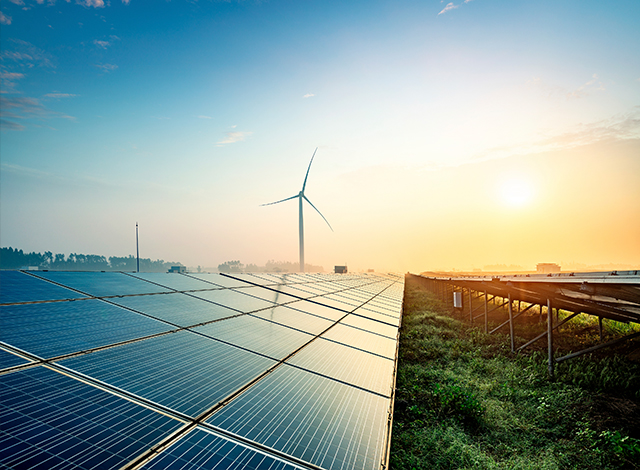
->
[498,177,534,207]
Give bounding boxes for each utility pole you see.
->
[136,222,140,273]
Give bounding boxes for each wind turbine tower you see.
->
[262,148,333,272]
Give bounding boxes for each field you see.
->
[389,275,640,469]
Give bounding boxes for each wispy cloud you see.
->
[0,11,12,25]
[566,73,605,99]
[0,71,24,93]
[216,131,252,145]
[527,73,606,100]
[438,2,459,15]
[94,63,118,72]
[0,95,75,130]
[438,0,474,15]
[8,0,25,5]
[78,0,105,8]
[303,93,315,98]
[93,40,110,49]
[465,108,640,167]
[43,93,77,98]
[1,40,54,68]
[198,115,213,119]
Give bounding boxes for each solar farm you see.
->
[0,271,404,470]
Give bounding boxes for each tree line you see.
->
[0,247,183,272]
[218,259,324,273]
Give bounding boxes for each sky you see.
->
[1,0,639,273]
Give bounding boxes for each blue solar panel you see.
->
[129,272,219,291]
[33,271,172,297]
[250,305,335,336]
[189,289,276,313]
[0,271,404,470]
[287,338,395,396]
[140,428,299,470]
[109,292,239,327]
[233,286,299,304]
[322,323,398,359]
[207,365,389,470]
[0,271,86,304]
[0,366,183,470]
[188,274,248,288]
[0,300,172,359]
[0,348,31,370]
[192,315,314,360]
[60,331,277,417]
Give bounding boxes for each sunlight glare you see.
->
[499,177,534,207]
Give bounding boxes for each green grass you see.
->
[390,276,640,469]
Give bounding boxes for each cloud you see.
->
[43,93,77,98]
[1,40,54,68]
[527,74,605,100]
[216,131,252,145]
[93,40,110,49]
[466,108,640,166]
[438,2,459,15]
[77,0,105,7]
[94,63,118,72]
[0,11,11,25]
[566,73,605,99]
[8,0,25,4]
[0,119,25,130]
[198,115,213,119]
[303,93,315,98]
[122,0,130,4]
[0,95,75,130]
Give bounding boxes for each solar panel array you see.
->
[0,270,404,470]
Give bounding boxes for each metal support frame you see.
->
[484,289,488,333]
[547,298,554,379]
[555,331,640,363]
[415,274,640,381]
[517,311,581,351]
[488,302,536,335]
[508,294,515,352]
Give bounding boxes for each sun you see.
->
[498,177,534,207]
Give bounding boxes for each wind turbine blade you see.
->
[303,195,333,232]
[301,147,318,192]
[260,194,299,206]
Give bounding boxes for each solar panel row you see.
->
[0,270,404,470]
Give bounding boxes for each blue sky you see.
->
[1,0,639,272]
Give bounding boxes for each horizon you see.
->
[1,0,639,273]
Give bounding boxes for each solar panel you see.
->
[0,348,31,370]
[60,330,277,417]
[287,338,395,396]
[0,270,86,304]
[189,289,277,313]
[128,272,220,291]
[0,366,183,469]
[207,365,389,470]
[250,305,335,336]
[33,271,172,297]
[0,300,172,359]
[109,292,239,327]
[0,271,404,470]
[139,427,300,470]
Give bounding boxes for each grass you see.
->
[389,275,640,469]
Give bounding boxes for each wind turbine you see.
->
[262,148,333,272]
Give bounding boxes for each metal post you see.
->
[469,288,473,323]
[547,298,554,379]
[484,289,488,333]
[508,293,515,352]
[136,222,139,273]
[598,317,603,341]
